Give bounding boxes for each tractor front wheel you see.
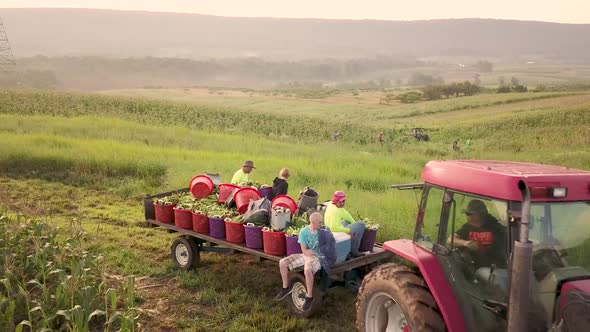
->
[356,263,445,332]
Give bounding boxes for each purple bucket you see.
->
[258,186,272,199]
[244,224,263,249]
[359,228,378,252]
[208,217,226,239]
[286,235,303,256]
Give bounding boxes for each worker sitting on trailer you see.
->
[231,160,255,185]
[324,191,367,257]
[274,212,325,311]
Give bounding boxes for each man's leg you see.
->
[302,255,321,311]
[275,254,305,301]
[346,221,366,255]
[279,257,289,288]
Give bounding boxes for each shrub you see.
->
[397,91,422,103]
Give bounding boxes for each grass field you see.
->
[1,88,589,331]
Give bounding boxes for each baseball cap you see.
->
[332,191,346,204]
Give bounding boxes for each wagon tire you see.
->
[171,236,200,270]
[287,272,323,318]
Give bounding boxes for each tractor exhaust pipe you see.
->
[507,181,534,332]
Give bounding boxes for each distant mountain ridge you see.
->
[2,8,590,60]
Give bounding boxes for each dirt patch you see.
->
[135,276,215,331]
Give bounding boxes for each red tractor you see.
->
[356,160,590,332]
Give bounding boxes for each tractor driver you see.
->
[451,199,508,269]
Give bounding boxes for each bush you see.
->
[397,91,422,103]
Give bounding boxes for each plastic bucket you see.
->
[154,203,175,224]
[297,190,319,215]
[271,195,298,217]
[208,217,226,239]
[285,235,303,256]
[189,174,214,199]
[173,207,193,229]
[225,220,245,243]
[262,229,286,256]
[244,224,263,249]
[234,188,261,214]
[218,183,240,204]
[191,212,209,234]
[258,186,272,199]
[359,228,378,252]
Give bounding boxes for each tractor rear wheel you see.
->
[356,263,446,332]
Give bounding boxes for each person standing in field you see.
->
[465,138,473,152]
[453,139,460,152]
[268,168,289,200]
[231,160,255,185]
[376,132,384,145]
[324,191,367,256]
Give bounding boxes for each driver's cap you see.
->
[464,199,488,215]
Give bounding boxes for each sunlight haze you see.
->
[2,0,590,23]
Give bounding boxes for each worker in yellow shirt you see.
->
[324,191,366,256]
[231,160,255,185]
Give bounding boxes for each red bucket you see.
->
[271,195,298,217]
[225,220,245,243]
[189,174,214,199]
[154,203,175,224]
[191,212,209,234]
[262,229,286,256]
[234,188,261,214]
[218,183,240,204]
[173,207,193,229]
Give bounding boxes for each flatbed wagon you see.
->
[143,190,393,317]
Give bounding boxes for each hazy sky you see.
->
[2,0,589,23]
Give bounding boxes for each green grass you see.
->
[1,88,589,330]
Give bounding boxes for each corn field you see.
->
[0,214,139,331]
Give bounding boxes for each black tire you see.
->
[286,272,323,318]
[171,236,200,270]
[356,263,446,332]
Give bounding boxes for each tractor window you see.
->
[415,185,444,251]
[528,201,590,280]
[447,193,507,254]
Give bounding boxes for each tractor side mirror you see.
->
[433,243,451,256]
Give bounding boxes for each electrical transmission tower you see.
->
[0,17,16,72]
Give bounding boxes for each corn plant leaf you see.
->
[87,309,106,322]
[30,305,43,313]
[55,309,70,321]
[108,311,122,324]
[15,320,32,332]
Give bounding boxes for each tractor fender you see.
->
[383,239,467,332]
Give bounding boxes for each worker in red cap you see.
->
[324,190,367,256]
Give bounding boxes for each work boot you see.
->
[274,285,293,301]
[302,297,313,311]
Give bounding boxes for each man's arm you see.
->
[300,244,315,257]
[449,228,479,250]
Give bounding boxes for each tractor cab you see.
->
[414,161,590,331]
